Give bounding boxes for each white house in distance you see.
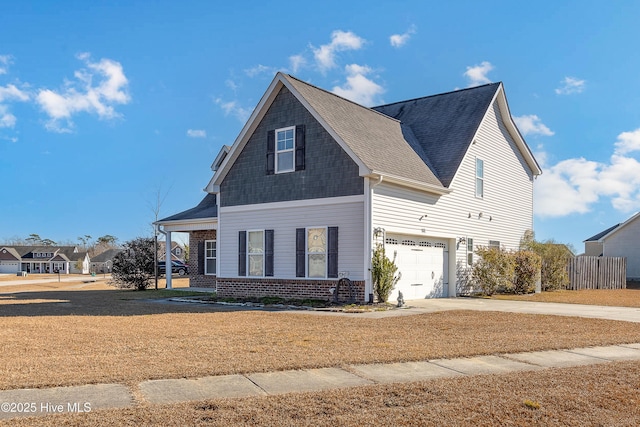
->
[0,246,90,274]
[584,212,640,280]
[157,73,541,301]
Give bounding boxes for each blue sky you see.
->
[1,1,639,252]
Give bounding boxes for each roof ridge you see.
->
[373,82,502,109]
[282,73,401,123]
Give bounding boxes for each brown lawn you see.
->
[1,278,639,425]
[494,288,640,307]
[1,279,639,391]
[2,361,639,426]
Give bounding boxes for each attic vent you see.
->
[385,238,398,245]
[401,240,416,246]
[435,243,446,249]
[418,242,432,247]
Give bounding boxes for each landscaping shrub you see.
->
[371,244,401,303]
[472,246,515,296]
[520,230,572,291]
[110,237,155,290]
[512,250,542,294]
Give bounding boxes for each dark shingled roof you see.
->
[584,223,622,242]
[372,82,500,187]
[91,249,123,263]
[159,193,218,222]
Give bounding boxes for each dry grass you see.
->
[1,280,640,392]
[494,288,640,307]
[3,361,639,426]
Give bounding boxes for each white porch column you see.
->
[165,231,172,289]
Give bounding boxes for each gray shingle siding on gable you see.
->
[220,87,364,207]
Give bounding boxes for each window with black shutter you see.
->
[238,231,247,276]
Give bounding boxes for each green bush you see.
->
[472,246,515,296]
[371,244,401,303]
[520,230,571,291]
[513,250,542,294]
[110,237,155,291]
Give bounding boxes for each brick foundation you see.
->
[216,277,366,303]
[188,230,218,289]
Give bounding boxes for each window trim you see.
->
[275,126,295,174]
[204,240,216,276]
[467,237,474,265]
[475,157,484,198]
[247,230,265,277]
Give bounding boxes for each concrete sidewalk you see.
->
[1,343,639,420]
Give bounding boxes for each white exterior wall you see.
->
[372,101,535,287]
[603,218,640,279]
[219,196,365,280]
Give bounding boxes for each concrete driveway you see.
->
[407,297,640,323]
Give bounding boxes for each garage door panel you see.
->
[386,235,448,300]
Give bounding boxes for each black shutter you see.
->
[238,231,246,276]
[266,130,275,175]
[295,124,305,171]
[265,229,274,277]
[296,228,305,277]
[197,241,204,275]
[328,227,339,278]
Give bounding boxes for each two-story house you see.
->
[156,73,541,301]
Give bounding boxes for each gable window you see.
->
[296,227,338,278]
[267,125,305,174]
[205,240,216,275]
[238,230,274,277]
[276,126,295,173]
[476,158,484,198]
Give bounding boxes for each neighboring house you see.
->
[0,246,90,274]
[90,248,122,273]
[156,73,541,301]
[584,212,640,279]
[157,241,186,262]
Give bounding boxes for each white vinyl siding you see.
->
[219,198,364,280]
[372,100,534,279]
[603,217,640,279]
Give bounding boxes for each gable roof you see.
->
[587,211,640,243]
[91,248,123,263]
[158,193,218,223]
[584,223,622,242]
[209,73,540,195]
[372,83,500,187]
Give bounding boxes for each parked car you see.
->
[157,260,189,276]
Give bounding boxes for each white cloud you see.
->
[331,64,384,107]
[214,97,251,122]
[613,128,640,155]
[289,54,306,74]
[513,115,554,136]
[0,55,11,74]
[0,105,17,128]
[535,128,640,217]
[390,25,416,48]
[35,53,131,132]
[0,84,30,128]
[555,77,586,95]
[187,129,206,138]
[463,61,494,87]
[244,64,276,78]
[313,30,365,72]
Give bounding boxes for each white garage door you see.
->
[0,261,19,274]
[385,235,448,300]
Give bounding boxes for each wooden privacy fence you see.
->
[567,256,627,290]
